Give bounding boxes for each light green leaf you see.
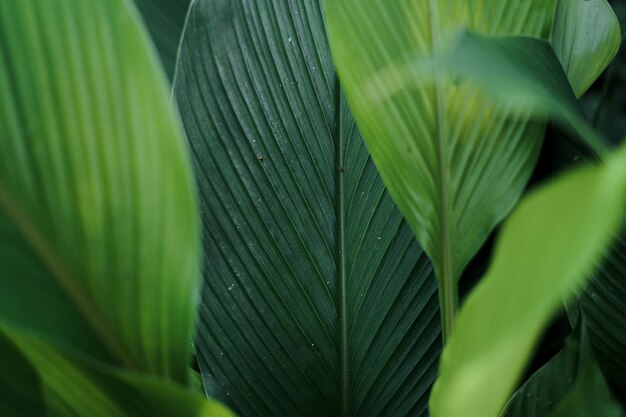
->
[0,330,235,417]
[423,33,626,417]
[324,0,557,338]
[430,143,626,417]
[0,0,200,382]
[502,322,624,417]
[132,0,192,79]
[174,1,440,416]
[551,0,621,97]
[436,32,626,400]
[548,138,626,401]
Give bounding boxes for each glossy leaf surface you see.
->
[174,0,441,416]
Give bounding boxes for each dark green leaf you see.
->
[0,332,44,417]
[503,323,624,417]
[174,1,440,416]
[133,0,192,79]
[570,228,626,400]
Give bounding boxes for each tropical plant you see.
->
[1,0,626,417]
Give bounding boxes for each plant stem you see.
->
[439,261,458,345]
[427,0,459,346]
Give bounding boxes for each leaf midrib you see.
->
[427,0,456,342]
[334,78,349,417]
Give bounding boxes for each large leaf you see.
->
[551,0,621,98]
[324,0,557,338]
[0,0,199,382]
[502,323,624,417]
[425,35,626,417]
[173,1,440,416]
[0,329,235,417]
[133,0,192,79]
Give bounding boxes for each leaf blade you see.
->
[423,34,626,417]
[174,1,441,415]
[0,329,235,417]
[551,0,621,98]
[0,0,200,382]
[324,0,557,343]
[502,323,624,417]
[431,146,626,417]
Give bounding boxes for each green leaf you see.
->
[324,0,557,339]
[430,143,626,417]
[0,330,235,417]
[502,323,624,417]
[570,223,626,400]
[174,1,440,416]
[440,32,626,397]
[132,0,192,79]
[0,0,200,382]
[423,33,626,417]
[550,136,626,401]
[550,0,621,97]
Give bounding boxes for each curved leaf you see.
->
[425,35,626,417]
[324,0,556,338]
[133,0,192,79]
[502,323,624,417]
[0,0,200,382]
[547,4,626,397]
[174,0,440,416]
[430,143,626,417]
[551,0,621,97]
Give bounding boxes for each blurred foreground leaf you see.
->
[427,34,626,417]
[0,0,200,381]
[0,330,235,417]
